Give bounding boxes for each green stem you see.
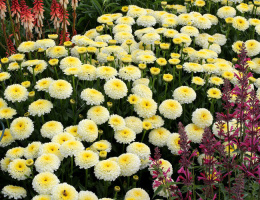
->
[54,66,59,79]
[85,169,88,189]
[104,181,109,197]
[127,176,130,190]
[71,156,74,184]
[41,115,45,124]
[72,76,76,99]
[141,130,147,142]
[6,119,10,128]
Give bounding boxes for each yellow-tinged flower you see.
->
[0,107,17,119]
[128,94,140,104]
[225,17,233,24]
[169,58,180,65]
[156,58,167,66]
[195,0,205,7]
[121,6,128,12]
[1,57,9,64]
[48,34,58,39]
[150,67,160,75]
[170,53,181,58]
[25,159,34,167]
[99,151,107,159]
[176,65,183,70]
[207,88,222,99]
[138,63,146,69]
[21,81,31,88]
[143,121,152,130]
[87,46,97,54]
[173,38,183,44]
[107,102,113,107]
[48,59,59,66]
[222,71,234,80]
[28,91,35,97]
[192,76,205,86]
[163,74,173,82]
[77,47,87,54]
[160,43,170,50]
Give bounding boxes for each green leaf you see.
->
[91,0,103,15]
[152,184,164,199]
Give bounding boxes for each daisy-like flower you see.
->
[96,66,117,80]
[109,114,126,131]
[134,98,157,118]
[17,41,36,52]
[232,16,249,31]
[75,150,99,169]
[94,160,121,181]
[159,99,182,120]
[173,86,196,104]
[185,123,204,143]
[119,66,141,81]
[132,84,152,98]
[87,106,110,125]
[35,78,54,92]
[78,64,96,81]
[0,72,11,82]
[0,107,16,119]
[48,80,73,99]
[2,185,27,199]
[113,24,132,34]
[10,117,34,140]
[24,142,41,159]
[7,159,31,180]
[114,32,134,44]
[149,127,171,147]
[125,116,143,134]
[116,16,135,25]
[60,140,84,158]
[192,76,205,85]
[91,140,112,152]
[104,78,128,99]
[245,39,260,57]
[4,84,28,103]
[78,191,98,200]
[40,121,63,139]
[39,142,63,160]
[126,142,150,160]
[209,76,224,86]
[28,99,53,117]
[127,7,147,18]
[183,62,203,73]
[193,16,212,29]
[77,119,98,142]
[141,33,160,45]
[137,15,156,27]
[32,172,60,194]
[60,56,82,70]
[6,147,24,159]
[51,183,78,200]
[192,108,213,128]
[0,129,14,147]
[80,88,104,105]
[124,188,150,200]
[35,39,56,50]
[217,6,236,19]
[207,88,222,99]
[114,127,136,144]
[46,46,68,58]
[35,154,61,173]
[166,133,181,155]
[118,153,141,176]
